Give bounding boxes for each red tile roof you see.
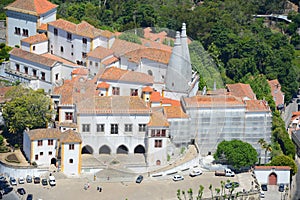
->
[245,100,270,112]
[72,68,89,75]
[41,53,79,67]
[162,98,181,106]
[142,86,154,92]
[87,46,114,60]
[255,166,291,170]
[110,39,145,57]
[268,79,284,107]
[21,33,48,44]
[97,82,110,89]
[10,48,57,67]
[26,128,61,141]
[183,95,245,108]
[124,48,171,65]
[150,91,162,102]
[140,38,172,52]
[226,83,256,100]
[163,106,189,119]
[38,23,48,31]
[98,67,153,85]
[60,129,82,143]
[148,111,169,127]
[101,56,119,66]
[5,0,58,16]
[48,19,113,39]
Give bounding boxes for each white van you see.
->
[49,176,56,186]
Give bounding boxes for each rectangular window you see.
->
[138,124,147,132]
[112,87,120,95]
[32,69,37,77]
[41,72,45,81]
[82,52,87,58]
[48,139,53,146]
[151,130,155,137]
[89,61,93,66]
[124,124,132,132]
[15,27,21,35]
[16,64,20,72]
[55,73,59,80]
[95,63,98,67]
[82,124,90,132]
[33,46,36,51]
[110,124,118,134]
[22,29,28,37]
[54,28,58,36]
[69,144,75,150]
[97,124,105,132]
[154,139,162,148]
[48,151,52,156]
[37,140,43,146]
[40,152,43,156]
[161,129,166,137]
[67,32,72,40]
[35,155,38,160]
[60,46,64,52]
[24,67,28,74]
[130,89,138,96]
[65,112,73,120]
[83,38,87,44]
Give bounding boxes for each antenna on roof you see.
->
[202,86,207,95]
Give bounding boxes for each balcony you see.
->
[5,68,37,80]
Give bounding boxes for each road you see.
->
[2,172,256,200]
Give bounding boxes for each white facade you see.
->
[61,142,81,176]
[254,167,291,185]
[21,41,48,55]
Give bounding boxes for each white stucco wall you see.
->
[32,139,58,166]
[255,169,290,185]
[62,143,80,175]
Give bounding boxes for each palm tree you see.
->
[263,143,272,164]
[258,138,266,164]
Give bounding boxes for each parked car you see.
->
[17,188,26,195]
[172,175,184,181]
[18,177,25,184]
[279,184,284,192]
[48,176,56,186]
[135,175,143,184]
[9,177,17,186]
[26,175,32,183]
[225,182,240,189]
[33,177,40,184]
[26,194,33,200]
[42,178,48,186]
[189,169,203,177]
[261,184,268,191]
[0,176,6,182]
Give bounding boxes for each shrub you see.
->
[5,153,20,163]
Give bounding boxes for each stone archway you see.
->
[134,145,145,154]
[50,158,57,165]
[81,145,94,154]
[99,145,111,154]
[269,172,277,185]
[117,145,128,154]
[156,160,161,165]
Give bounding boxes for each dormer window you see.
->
[54,28,58,36]
[67,32,72,40]
[83,38,87,44]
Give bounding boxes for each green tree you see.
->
[2,86,53,135]
[214,140,258,170]
[118,32,142,44]
[268,154,298,176]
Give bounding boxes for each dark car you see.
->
[225,182,239,189]
[136,175,143,184]
[17,188,26,195]
[42,178,48,186]
[33,177,40,184]
[279,184,284,192]
[26,194,33,200]
[261,184,268,191]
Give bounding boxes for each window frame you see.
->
[110,124,118,134]
[82,124,90,132]
[124,124,133,132]
[96,124,105,132]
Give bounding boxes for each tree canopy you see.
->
[268,154,298,176]
[214,140,258,170]
[2,86,53,134]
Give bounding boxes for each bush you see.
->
[0,135,3,146]
[5,153,20,163]
[0,146,9,153]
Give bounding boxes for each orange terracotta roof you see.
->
[226,83,256,100]
[245,100,270,112]
[38,23,48,31]
[21,33,48,44]
[140,38,172,52]
[150,91,162,102]
[10,48,57,67]
[97,82,110,89]
[142,86,154,92]
[183,95,245,108]
[98,67,153,85]
[163,106,189,119]
[48,19,113,39]
[72,68,89,75]
[58,122,78,128]
[148,111,169,127]
[206,89,227,95]
[41,53,79,67]
[87,46,114,59]
[77,96,151,114]
[110,39,145,56]
[268,79,284,107]
[5,0,57,16]
[161,98,181,106]
[26,128,61,141]
[124,48,171,65]
[255,166,291,170]
[292,111,300,117]
[101,56,119,66]
[60,129,82,143]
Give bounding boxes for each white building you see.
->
[5,0,57,47]
[23,128,82,175]
[254,166,291,185]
